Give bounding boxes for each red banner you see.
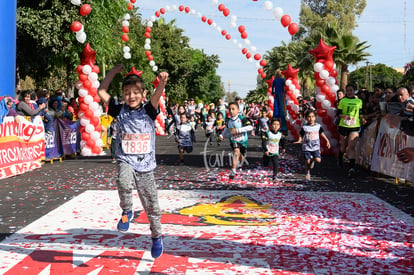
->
[0,116,45,179]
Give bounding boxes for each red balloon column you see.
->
[76,43,103,156]
[281,65,302,140]
[265,77,274,117]
[309,39,340,154]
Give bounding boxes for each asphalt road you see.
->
[1,130,413,241]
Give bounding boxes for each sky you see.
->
[135,0,414,97]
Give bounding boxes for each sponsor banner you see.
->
[0,116,44,179]
[57,118,79,155]
[356,120,378,169]
[371,118,414,182]
[44,121,60,160]
[0,190,413,274]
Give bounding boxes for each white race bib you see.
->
[267,143,279,154]
[344,118,356,126]
[121,133,151,154]
[231,132,244,142]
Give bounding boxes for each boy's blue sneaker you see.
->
[151,237,163,258]
[117,210,133,233]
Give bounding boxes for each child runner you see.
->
[219,102,253,179]
[97,64,168,259]
[294,109,331,181]
[262,118,286,180]
[204,114,215,145]
[175,113,196,165]
[214,112,225,146]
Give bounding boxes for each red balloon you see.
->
[160,8,166,14]
[130,0,136,3]
[330,69,338,77]
[317,109,327,117]
[225,34,231,40]
[144,32,150,38]
[201,16,207,22]
[242,48,248,54]
[155,11,161,17]
[84,109,93,119]
[260,60,267,67]
[238,25,246,33]
[76,65,83,74]
[92,146,102,155]
[80,4,92,16]
[315,79,325,87]
[218,4,225,11]
[79,125,85,133]
[81,132,90,141]
[88,87,97,97]
[324,59,334,71]
[281,15,291,27]
[145,26,151,32]
[91,116,100,126]
[122,26,129,33]
[254,54,261,60]
[314,71,322,80]
[258,68,264,74]
[148,55,153,61]
[288,22,298,35]
[241,32,248,39]
[70,21,82,32]
[223,8,230,17]
[207,19,213,25]
[86,138,96,148]
[246,52,252,59]
[92,65,100,73]
[185,7,190,13]
[127,3,133,10]
[321,84,331,94]
[178,5,184,12]
[145,50,151,56]
[78,97,84,104]
[79,103,88,112]
[221,30,227,36]
[78,74,88,82]
[122,34,129,41]
[261,72,267,79]
[93,95,100,103]
[94,125,102,132]
[83,80,92,89]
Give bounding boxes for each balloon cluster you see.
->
[75,44,103,156]
[265,77,274,116]
[282,65,302,140]
[260,1,299,36]
[121,10,132,59]
[152,78,167,136]
[143,20,158,73]
[309,39,340,154]
[69,0,92,44]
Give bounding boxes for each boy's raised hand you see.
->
[158,72,169,83]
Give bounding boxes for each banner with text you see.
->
[0,116,45,179]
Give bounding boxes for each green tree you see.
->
[349,63,403,90]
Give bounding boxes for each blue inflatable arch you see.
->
[0,0,17,98]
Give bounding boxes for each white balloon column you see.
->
[309,39,340,155]
[76,44,103,156]
[281,65,302,140]
[152,77,167,136]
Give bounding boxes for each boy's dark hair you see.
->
[269,117,281,125]
[305,109,317,117]
[122,75,145,90]
[228,101,239,109]
[179,112,188,118]
[346,83,356,90]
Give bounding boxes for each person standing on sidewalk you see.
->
[97,64,168,259]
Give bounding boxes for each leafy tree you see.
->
[349,63,403,90]
[402,61,414,87]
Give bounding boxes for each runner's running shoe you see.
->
[151,237,163,258]
[117,210,133,233]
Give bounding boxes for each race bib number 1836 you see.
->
[122,133,151,154]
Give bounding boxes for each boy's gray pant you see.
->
[117,161,162,238]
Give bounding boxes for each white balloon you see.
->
[331,84,340,93]
[322,99,331,109]
[285,79,292,86]
[190,9,196,15]
[91,131,100,140]
[230,22,237,28]
[94,109,102,117]
[326,77,336,86]
[84,95,93,104]
[145,38,151,45]
[291,104,299,112]
[96,139,104,147]
[319,70,329,79]
[78,111,84,119]
[327,107,337,117]
[211,0,218,5]
[123,46,130,53]
[80,140,86,148]
[316,94,326,102]
[144,44,151,50]
[211,22,217,29]
[149,60,155,66]
[124,14,131,20]
[81,147,92,156]
[314,62,324,72]
[85,124,95,133]
[78,88,88,97]
[232,39,238,45]
[152,66,158,72]
[255,62,261,68]
[92,80,100,88]
[248,58,253,63]
[88,72,98,82]
[76,31,86,43]
[244,39,251,46]
[147,21,153,27]
[89,102,99,111]
[124,52,131,59]
[263,1,273,10]
[237,43,242,49]
[171,5,177,11]
[150,16,156,22]
[250,46,257,53]
[165,5,171,12]
[122,20,130,27]
[217,27,222,33]
[197,12,202,18]
[75,81,83,89]
[80,118,90,126]
[82,65,92,74]
[70,0,81,6]
[289,84,295,91]
[273,7,284,20]
[230,15,237,23]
